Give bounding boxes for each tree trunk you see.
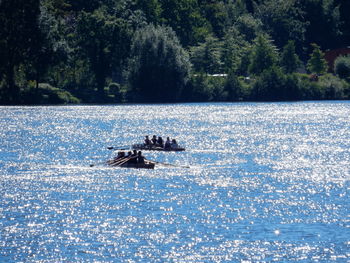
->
[96,48,106,100]
[36,70,40,90]
[6,65,20,104]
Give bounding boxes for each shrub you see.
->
[284,74,301,100]
[318,74,349,99]
[334,55,350,79]
[298,74,324,100]
[21,83,80,104]
[296,74,350,100]
[184,74,216,102]
[209,76,227,101]
[107,82,123,102]
[251,66,286,101]
[224,72,246,101]
[183,74,229,102]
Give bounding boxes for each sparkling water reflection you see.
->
[0,102,349,262]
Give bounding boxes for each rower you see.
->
[144,135,151,146]
[171,139,178,149]
[151,135,157,145]
[137,151,145,164]
[157,136,164,148]
[128,150,138,164]
[164,137,171,149]
[109,151,125,166]
[115,151,124,160]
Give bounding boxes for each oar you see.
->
[90,161,109,167]
[109,156,136,167]
[90,156,132,167]
[107,145,130,150]
[147,160,190,168]
[108,157,128,166]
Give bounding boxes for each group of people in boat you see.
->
[110,150,145,166]
[144,135,179,149]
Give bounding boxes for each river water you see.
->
[0,102,349,262]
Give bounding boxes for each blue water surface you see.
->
[0,102,349,262]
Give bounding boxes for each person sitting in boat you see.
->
[151,135,157,145]
[171,139,178,149]
[164,137,171,149]
[115,151,125,160]
[107,151,124,165]
[144,135,151,146]
[157,136,164,148]
[125,151,132,162]
[137,151,145,164]
[128,150,138,164]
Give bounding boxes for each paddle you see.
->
[146,159,190,168]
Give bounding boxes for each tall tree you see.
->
[76,8,131,99]
[280,40,301,73]
[128,24,191,102]
[307,43,328,74]
[190,35,223,74]
[66,0,100,12]
[233,14,263,42]
[201,1,228,38]
[159,0,210,46]
[249,34,279,75]
[0,0,41,103]
[299,0,341,50]
[337,0,350,44]
[244,0,255,13]
[222,27,250,73]
[26,3,69,90]
[254,0,306,50]
[135,0,162,24]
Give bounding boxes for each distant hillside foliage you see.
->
[1,0,350,104]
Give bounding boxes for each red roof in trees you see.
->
[324,47,350,72]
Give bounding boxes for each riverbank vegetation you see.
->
[1,0,350,104]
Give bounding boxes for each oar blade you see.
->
[107,145,130,150]
[146,159,190,169]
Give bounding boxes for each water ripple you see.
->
[0,102,349,262]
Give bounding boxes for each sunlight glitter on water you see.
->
[1,102,349,262]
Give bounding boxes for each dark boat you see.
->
[132,143,185,152]
[107,157,155,169]
[119,161,155,169]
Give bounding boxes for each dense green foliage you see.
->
[334,56,350,79]
[127,24,190,102]
[1,0,350,104]
[307,43,328,75]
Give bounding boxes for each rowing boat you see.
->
[119,161,155,169]
[107,157,155,169]
[132,143,185,152]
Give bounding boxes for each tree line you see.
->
[1,0,350,104]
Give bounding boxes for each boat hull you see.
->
[132,144,185,152]
[120,162,155,169]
